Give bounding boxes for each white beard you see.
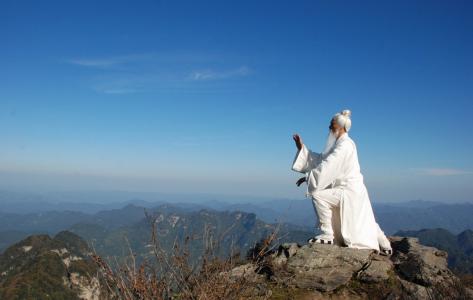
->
[322,129,339,156]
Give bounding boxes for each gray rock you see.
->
[399,278,429,299]
[277,243,372,292]
[390,236,451,286]
[227,263,264,283]
[358,255,393,283]
[284,242,300,258]
[390,236,467,299]
[271,242,300,267]
[465,287,473,299]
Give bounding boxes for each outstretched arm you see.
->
[291,135,322,173]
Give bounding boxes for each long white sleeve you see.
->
[309,140,351,191]
[291,144,322,173]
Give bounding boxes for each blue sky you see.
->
[1,0,472,202]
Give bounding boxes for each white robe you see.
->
[291,132,380,250]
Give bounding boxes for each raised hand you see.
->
[293,134,303,150]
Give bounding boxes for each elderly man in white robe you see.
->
[292,109,392,255]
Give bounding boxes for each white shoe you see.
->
[307,237,334,245]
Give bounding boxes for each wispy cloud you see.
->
[188,66,251,81]
[66,54,152,68]
[67,58,121,68]
[65,52,222,69]
[412,168,473,176]
[65,52,252,94]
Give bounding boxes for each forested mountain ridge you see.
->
[0,231,107,299]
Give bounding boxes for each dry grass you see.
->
[91,211,279,300]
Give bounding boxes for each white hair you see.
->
[333,109,352,132]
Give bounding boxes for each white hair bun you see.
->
[341,109,351,118]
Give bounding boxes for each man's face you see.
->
[329,118,341,134]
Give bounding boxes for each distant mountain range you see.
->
[69,208,311,264]
[1,193,473,275]
[2,196,473,234]
[0,204,312,262]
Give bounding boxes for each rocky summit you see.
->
[229,236,473,299]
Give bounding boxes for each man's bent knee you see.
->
[311,189,332,203]
[311,188,341,208]
[311,190,324,201]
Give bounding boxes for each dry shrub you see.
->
[91,211,277,300]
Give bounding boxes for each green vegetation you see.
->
[0,231,101,299]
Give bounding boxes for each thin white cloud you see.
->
[189,66,250,81]
[412,168,473,176]
[66,54,143,68]
[65,52,220,68]
[65,53,252,93]
[67,58,121,67]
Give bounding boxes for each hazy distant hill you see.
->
[374,202,473,234]
[0,190,165,214]
[395,228,473,274]
[2,189,472,235]
[0,205,154,253]
[0,231,31,254]
[0,204,154,238]
[2,198,473,256]
[206,199,473,235]
[0,211,90,234]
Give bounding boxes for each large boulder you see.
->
[229,237,472,299]
[390,236,466,298]
[273,243,372,292]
